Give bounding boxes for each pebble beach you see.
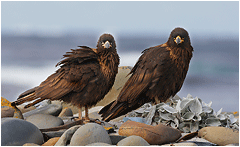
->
[1,66,239,146]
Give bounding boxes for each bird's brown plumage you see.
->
[99,28,193,121]
[12,34,120,115]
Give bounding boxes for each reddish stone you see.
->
[119,120,181,145]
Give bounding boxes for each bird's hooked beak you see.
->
[102,41,112,49]
[174,36,184,45]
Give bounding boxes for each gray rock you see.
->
[1,117,44,146]
[26,114,64,129]
[198,126,239,146]
[70,123,112,146]
[58,107,73,117]
[43,130,66,138]
[55,125,81,146]
[23,104,62,118]
[39,99,52,107]
[117,135,150,146]
[109,135,126,145]
[1,106,15,118]
[86,142,112,146]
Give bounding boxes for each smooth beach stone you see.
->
[86,142,112,146]
[26,114,64,129]
[117,135,150,146]
[61,102,79,115]
[55,125,82,146]
[1,117,44,146]
[70,123,112,146]
[58,107,73,117]
[109,134,127,145]
[119,120,181,145]
[51,100,63,106]
[42,137,60,146]
[198,126,239,146]
[1,106,15,118]
[23,104,62,118]
[23,143,40,146]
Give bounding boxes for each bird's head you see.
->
[97,33,116,51]
[167,27,191,47]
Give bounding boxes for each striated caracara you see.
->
[12,33,120,121]
[99,28,193,122]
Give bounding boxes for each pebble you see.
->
[58,107,73,117]
[61,102,79,115]
[55,125,82,146]
[119,120,181,145]
[1,117,44,146]
[1,97,23,119]
[70,123,112,146]
[117,135,150,146]
[1,106,15,118]
[198,126,239,146]
[23,104,62,118]
[109,135,126,145]
[26,113,64,129]
[42,137,60,146]
[86,142,112,146]
[23,143,40,146]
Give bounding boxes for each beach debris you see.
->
[127,94,239,133]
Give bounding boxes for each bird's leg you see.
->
[85,106,90,121]
[79,107,82,120]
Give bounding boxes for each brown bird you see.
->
[12,33,120,121]
[99,27,193,122]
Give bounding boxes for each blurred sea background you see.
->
[1,1,239,112]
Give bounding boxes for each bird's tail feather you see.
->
[100,101,129,122]
[12,92,36,106]
[98,100,115,114]
[11,87,45,108]
[24,97,46,108]
[18,86,37,99]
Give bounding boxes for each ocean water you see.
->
[1,33,239,112]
